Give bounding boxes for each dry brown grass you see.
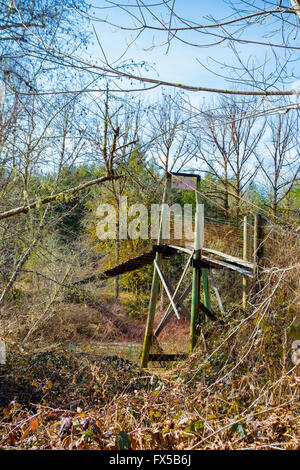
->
[0,224,299,450]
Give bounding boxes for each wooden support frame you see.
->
[202,255,253,277]
[154,252,192,335]
[140,173,172,368]
[153,260,181,320]
[190,176,202,352]
[154,282,192,337]
[140,170,241,367]
[158,274,191,322]
[202,247,254,269]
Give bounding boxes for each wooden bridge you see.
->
[76,172,264,368]
[75,244,254,284]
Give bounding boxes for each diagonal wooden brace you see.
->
[154,282,192,337]
[154,260,181,320]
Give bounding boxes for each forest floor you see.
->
[0,288,299,450]
[0,340,299,450]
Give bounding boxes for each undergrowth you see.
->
[0,229,299,450]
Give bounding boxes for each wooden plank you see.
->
[201,255,254,278]
[201,255,224,269]
[169,244,193,255]
[202,247,254,269]
[171,244,253,271]
[73,250,156,284]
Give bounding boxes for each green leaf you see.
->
[184,424,195,435]
[116,431,131,450]
[231,423,245,437]
[195,420,204,431]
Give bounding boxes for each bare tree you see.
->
[146,91,196,175]
[194,96,266,219]
[255,112,300,217]
[38,1,299,103]
[88,90,142,300]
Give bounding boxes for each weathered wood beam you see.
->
[190,181,203,352]
[202,247,254,269]
[202,256,254,277]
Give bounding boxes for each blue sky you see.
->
[88,1,234,90]
[84,0,294,107]
[79,1,299,183]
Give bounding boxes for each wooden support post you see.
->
[202,268,210,312]
[199,198,210,312]
[140,173,171,368]
[190,176,203,352]
[242,215,248,311]
[253,214,264,292]
[190,246,201,351]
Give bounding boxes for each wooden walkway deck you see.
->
[74,244,254,285]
